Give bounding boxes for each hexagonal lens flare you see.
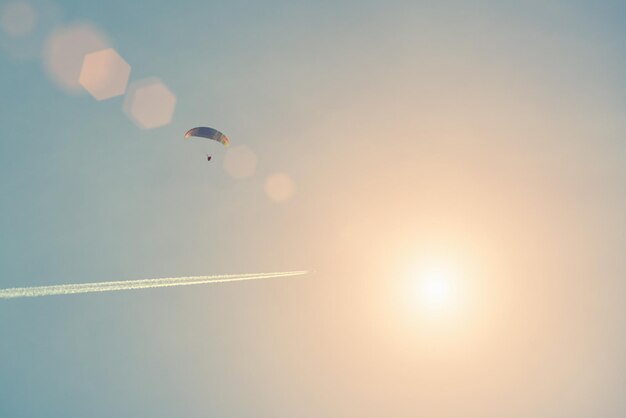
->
[79,48,131,101]
[123,77,177,129]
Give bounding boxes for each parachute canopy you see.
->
[184,127,230,147]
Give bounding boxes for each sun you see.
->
[413,262,460,315]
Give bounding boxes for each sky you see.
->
[1,0,626,416]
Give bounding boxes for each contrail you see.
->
[0,271,308,299]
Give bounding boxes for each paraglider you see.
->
[184,126,229,162]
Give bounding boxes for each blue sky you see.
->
[2,0,626,417]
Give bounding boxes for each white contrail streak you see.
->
[0,271,308,299]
